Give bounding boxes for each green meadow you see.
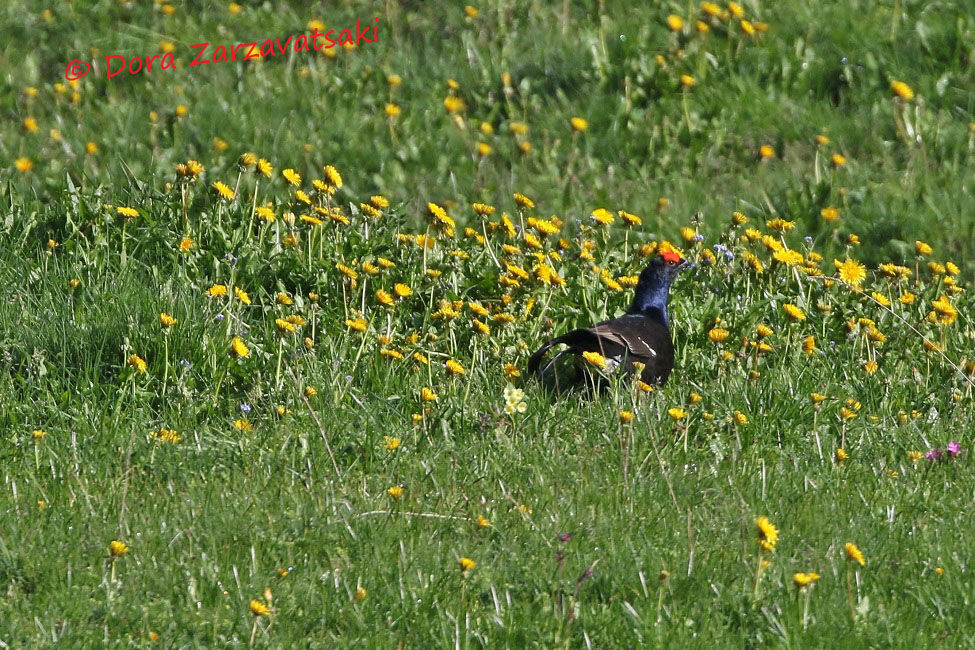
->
[2,0,974,646]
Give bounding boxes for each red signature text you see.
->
[97,18,379,80]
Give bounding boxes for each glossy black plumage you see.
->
[527,253,687,391]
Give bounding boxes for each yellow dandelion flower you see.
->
[445,360,466,376]
[250,600,270,616]
[323,165,343,189]
[832,259,864,285]
[708,328,730,343]
[803,335,816,355]
[420,387,438,402]
[831,153,847,167]
[344,318,367,332]
[931,295,957,325]
[667,407,686,420]
[513,193,535,209]
[820,207,840,222]
[360,204,382,218]
[756,516,778,552]
[845,542,865,566]
[582,351,606,369]
[619,410,635,423]
[376,289,395,307]
[871,291,890,307]
[459,557,477,571]
[256,158,272,178]
[212,181,235,200]
[680,74,696,88]
[231,337,250,358]
[206,284,227,298]
[570,116,588,132]
[773,249,804,266]
[109,540,130,556]
[840,407,858,420]
[275,318,297,334]
[590,208,615,225]
[234,287,251,305]
[700,1,721,16]
[127,354,147,373]
[282,168,301,186]
[783,304,806,321]
[443,96,465,113]
[890,80,914,101]
[472,203,496,218]
[666,14,684,30]
[793,572,820,587]
[387,485,404,499]
[160,313,177,327]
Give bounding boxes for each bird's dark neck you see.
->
[627,276,672,326]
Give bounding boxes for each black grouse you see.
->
[527,251,688,390]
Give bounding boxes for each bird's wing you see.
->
[549,327,629,359]
[528,315,671,382]
[591,315,659,360]
[527,326,627,377]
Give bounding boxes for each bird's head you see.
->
[628,251,689,320]
[643,251,690,285]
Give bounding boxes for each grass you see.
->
[1,0,975,646]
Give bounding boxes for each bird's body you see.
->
[527,252,687,391]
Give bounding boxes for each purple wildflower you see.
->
[947,442,962,457]
[926,448,942,461]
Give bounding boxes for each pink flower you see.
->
[947,441,962,457]
[926,449,942,461]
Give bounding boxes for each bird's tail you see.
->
[526,338,560,377]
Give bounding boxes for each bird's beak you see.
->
[678,259,694,272]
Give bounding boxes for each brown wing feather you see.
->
[528,314,676,386]
[527,327,624,377]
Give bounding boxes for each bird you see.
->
[527,251,689,392]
